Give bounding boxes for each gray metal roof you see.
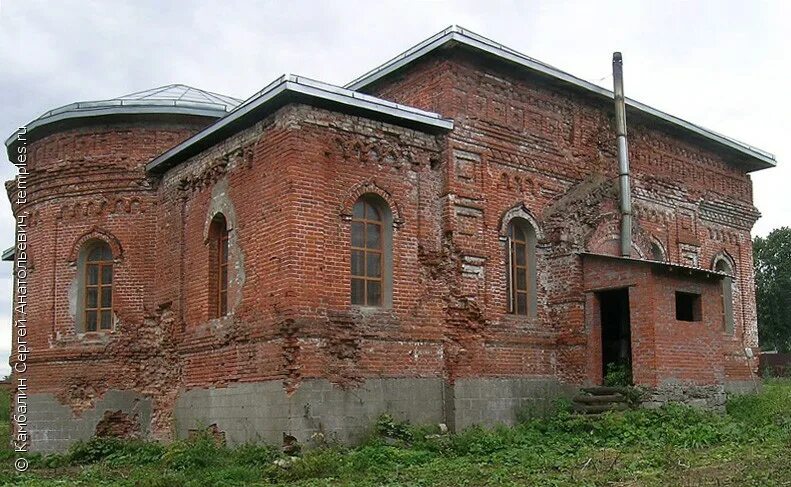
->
[146,74,453,173]
[117,84,241,108]
[4,84,242,152]
[346,26,776,172]
[2,247,14,262]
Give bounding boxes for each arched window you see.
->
[209,214,230,318]
[507,218,537,317]
[81,240,114,332]
[714,257,735,334]
[351,195,392,307]
[650,240,666,262]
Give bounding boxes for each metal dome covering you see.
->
[115,84,241,109]
[5,84,242,150]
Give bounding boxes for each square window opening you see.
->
[675,291,702,322]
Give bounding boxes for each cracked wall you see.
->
[11,48,765,451]
[364,48,760,387]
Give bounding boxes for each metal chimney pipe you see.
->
[613,52,632,257]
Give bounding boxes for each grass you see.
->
[0,379,789,486]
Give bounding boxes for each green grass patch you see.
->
[0,380,789,486]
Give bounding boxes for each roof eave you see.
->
[346,26,776,172]
[4,106,229,161]
[145,75,453,174]
[579,252,730,280]
[2,247,14,262]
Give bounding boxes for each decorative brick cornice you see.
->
[699,199,760,230]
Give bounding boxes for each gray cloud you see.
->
[0,0,788,371]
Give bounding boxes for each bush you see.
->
[2,380,789,485]
[604,362,632,387]
[163,434,224,471]
[273,447,345,482]
[375,414,414,443]
[727,378,791,433]
[0,389,10,423]
[232,442,280,467]
[67,437,129,465]
[104,440,166,466]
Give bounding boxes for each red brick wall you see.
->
[363,50,759,385]
[160,106,449,390]
[10,120,211,435]
[582,255,728,387]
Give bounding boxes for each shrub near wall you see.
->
[0,380,788,486]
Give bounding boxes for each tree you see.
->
[754,227,791,352]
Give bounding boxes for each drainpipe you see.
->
[613,52,632,257]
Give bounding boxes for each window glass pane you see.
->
[101,244,113,260]
[366,252,381,277]
[510,223,525,242]
[366,202,382,221]
[351,222,365,247]
[86,288,98,308]
[101,287,112,308]
[221,237,229,261]
[515,244,526,266]
[366,223,381,248]
[87,265,99,285]
[353,200,365,218]
[221,266,228,287]
[351,250,364,276]
[100,310,113,329]
[87,243,112,261]
[351,278,365,305]
[85,311,98,332]
[212,215,226,232]
[516,269,527,291]
[220,293,227,315]
[517,293,527,315]
[101,265,112,284]
[88,245,103,261]
[366,280,382,306]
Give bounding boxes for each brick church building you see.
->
[5,27,775,451]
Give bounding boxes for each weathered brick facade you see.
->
[5,28,773,451]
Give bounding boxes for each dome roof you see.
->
[115,84,241,109]
[5,84,242,151]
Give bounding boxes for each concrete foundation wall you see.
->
[174,377,574,446]
[641,380,729,411]
[174,378,446,446]
[449,378,577,430]
[724,379,761,395]
[27,390,151,453]
[27,376,756,452]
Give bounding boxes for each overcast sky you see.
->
[0,0,788,375]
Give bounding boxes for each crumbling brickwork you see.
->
[361,49,761,387]
[8,120,209,444]
[7,34,768,451]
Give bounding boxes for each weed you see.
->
[0,381,789,486]
[162,433,224,471]
[375,414,414,443]
[604,362,632,387]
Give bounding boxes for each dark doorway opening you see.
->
[598,288,632,385]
